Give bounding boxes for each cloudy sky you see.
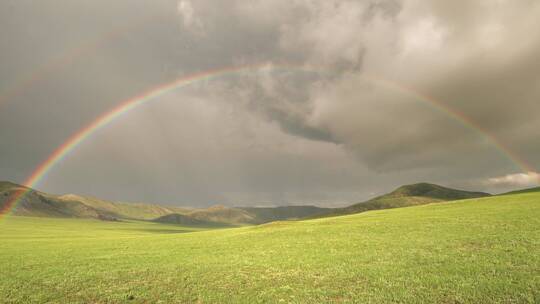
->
[1,0,539,207]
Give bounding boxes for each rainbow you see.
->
[368,76,537,175]
[0,62,313,217]
[1,63,537,218]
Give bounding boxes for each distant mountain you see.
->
[238,206,332,223]
[1,181,115,219]
[384,183,489,200]
[0,181,190,222]
[501,186,540,196]
[153,213,221,226]
[317,183,490,218]
[0,181,27,192]
[1,181,492,225]
[154,205,332,225]
[187,205,258,225]
[57,194,192,220]
[0,181,330,225]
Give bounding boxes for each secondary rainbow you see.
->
[1,63,537,218]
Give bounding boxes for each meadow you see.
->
[1,192,539,303]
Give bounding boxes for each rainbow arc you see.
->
[1,63,536,218]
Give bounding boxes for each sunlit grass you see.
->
[1,192,539,303]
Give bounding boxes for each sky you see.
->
[1,0,539,207]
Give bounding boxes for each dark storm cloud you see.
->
[199,0,540,176]
[1,0,539,206]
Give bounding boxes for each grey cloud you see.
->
[255,0,540,174]
[1,0,538,207]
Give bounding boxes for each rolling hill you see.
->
[152,213,224,227]
[1,181,494,225]
[317,182,491,218]
[1,188,538,303]
[0,181,191,221]
[1,182,117,219]
[502,186,540,195]
[0,181,332,225]
[57,194,192,220]
[238,205,332,223]
[187,205,258,225]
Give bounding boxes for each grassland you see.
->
[1,192,539,303]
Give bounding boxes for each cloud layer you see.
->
[0,0,538,206]
[484,172,540,189]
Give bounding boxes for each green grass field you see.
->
[1,192,539,303]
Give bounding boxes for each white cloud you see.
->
[177,0,203,31]
[401,17,445,55]
[279,1,367,67]
[484,172,540,188]
[5,0,539,205]
[169,0,540,175]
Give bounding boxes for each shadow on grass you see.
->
[99,219,238,235]
[135,229,194,234]
[102,227,194,234]
[130,224,237,234]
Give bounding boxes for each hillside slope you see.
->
[1,182,116,219]
[0,181,331,225]
[1,189,538,303]
[187,205,257,225]
[152,213,223,227]
[238,205,332,223]
[321,183,490,217]
[0,181,494,225]
[502,186,540,196]
[57,194,192,220]
[0,181,191,222]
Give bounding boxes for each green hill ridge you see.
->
[318,182,491,218]
[0,180,506,225]
[1,189,538,303]
[0,181,329,225]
